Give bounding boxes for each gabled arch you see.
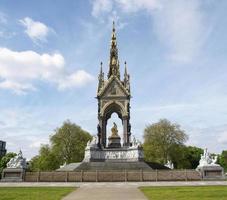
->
[101,101,127,121]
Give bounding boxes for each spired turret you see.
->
[123,61,130,92]
[108,21,120,79]
[97,62,104,93]
[96,21,131,148]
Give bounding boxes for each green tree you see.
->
[0,152,17,172]
[51,120,92,164]
[29,120,92,171]
[219,150,227,171]
[170,145,203,169]
[28,155,40,172]
[143,119,188,165]
[29,145,60,171]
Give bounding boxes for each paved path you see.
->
[61,181,227,200]
[62,186,147,200]
[0,181,227,188]
[1,181,227,200]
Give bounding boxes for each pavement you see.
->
[0,181,227,188]
[62,186,147,200]
[0,181,227,200]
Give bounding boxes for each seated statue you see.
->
[110,122,120,138]
[6,150,27,169]
[198,148,219,167]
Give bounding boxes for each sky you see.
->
[0,0,227,159]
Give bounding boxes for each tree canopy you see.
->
[29,120,91,171]
[0,152,16,172]
[219,150,227,171]
[143,119,188,165]
[50,121,91,164]
[170,145,203,169]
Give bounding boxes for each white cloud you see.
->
[92,0,113,17]
[218,132,227,145]
[58,70,94,90]
[0,81,36,95]
[0,12,7,24]
[91,0,210,62]
[0,47,94,94]
[19,17,51,43]
[116,0,160,13]
[29,137,49,148]
[151,0,207,62]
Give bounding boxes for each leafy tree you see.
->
[143,119,188,165]
[170,145,203,169]
[28,155,40,172]
[29,120,92,171]
[0,152,17,172]
[28,145,60,171]
[51,120,92,164]
[219,150,227,171]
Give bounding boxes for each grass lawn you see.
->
[0,187,75,200]
[140,186,227,200]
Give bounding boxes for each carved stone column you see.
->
[123,117,128,146]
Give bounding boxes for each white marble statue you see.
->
[60,162,67,169]
[6,150,27,169]
[131,135,142,148]
[198,148,219,167]
[165,160,174,169]
[211,155,218,165]
[86,135,98,149]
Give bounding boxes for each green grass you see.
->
[0,187,75,200]
[140,186,227,200]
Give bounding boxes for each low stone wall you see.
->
[24,170,201,182]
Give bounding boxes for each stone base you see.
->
[108,137,121,148]
[196,165,224,179]
[83,146,143,162]
[57,161,153,171]
[1,168,25,182]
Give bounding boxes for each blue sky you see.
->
[0,0,227,159]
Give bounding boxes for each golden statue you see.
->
[110,122,119,138]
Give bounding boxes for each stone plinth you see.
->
[197,165,224,179]
[196,148,224,179]
[108,136,121,148]
[1,150,27,182]
[83,146,144,162]
[1,168,25,182]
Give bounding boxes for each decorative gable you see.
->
[98,76,129,98]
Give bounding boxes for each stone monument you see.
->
[165,160,174,169]
[58,22,152,171]
[1,150,27,182]
[196,148,224,179]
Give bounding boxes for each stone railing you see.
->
[23,170,201,182]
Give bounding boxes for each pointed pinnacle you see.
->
[113,21,115,31]
[100,62,103,73]
[124,61,127,75]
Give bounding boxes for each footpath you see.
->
[1,181,227,200]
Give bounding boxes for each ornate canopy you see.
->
[97,22,131,148]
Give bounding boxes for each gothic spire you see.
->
[108,21,120,79]
[124,61,130,92]
[98,62,104,92]
[124,61,128,76]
